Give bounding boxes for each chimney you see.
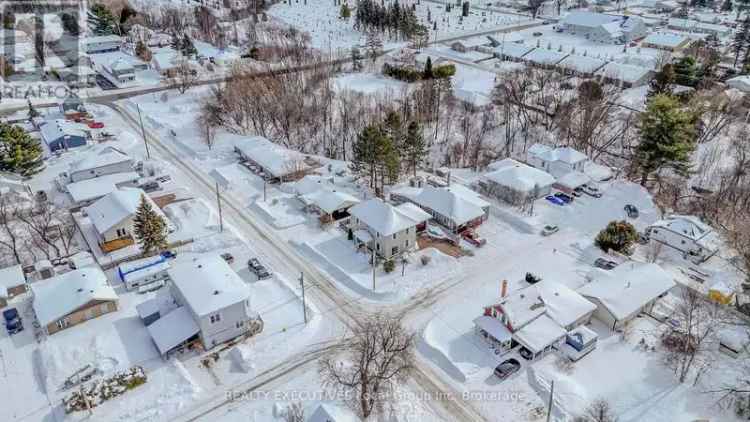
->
[501,279,508,298]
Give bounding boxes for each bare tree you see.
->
[575,398,619,422]
[172,59,198,94]
[284,402,304,422]
[0,194,24,265]
[319,315,414,419]
[661,288,722,385]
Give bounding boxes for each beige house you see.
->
[86,187,171,253]
[348,198,430,262]
[31,267,118,335]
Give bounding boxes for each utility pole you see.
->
[263,180,267,202]
[299,272,307,323]
[215,182,223,232]
[136,104,150,159]
[546,380,555,422]
[372,248,376,291]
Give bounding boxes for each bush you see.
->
[382,63,422,82]
[595,220,638,255]
[383,259,395,273]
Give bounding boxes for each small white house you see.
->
[144,254,258,356]
[526,144,588,178]
[67,172,141,206]
[66,148,134,183]
[85,187,170,253]
[596,62,653,88]
[348,198,430,261]
[578,262,675,330]
[235,136,314,182]
[646,215,720,262]
[0,264,27,300]
[102,57,136,84]
[480,158,555,205]
[642,32,692,52]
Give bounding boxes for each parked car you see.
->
[570,189,582,198]
[3,308,23,335]
[545,195,565,206]
[494,358,521,380]
[248,258,271,279]
[533,31,543,36]
[541,225,559,236]
[161,250,177,259]
[519,346,534,361]
[156,175,172,184]
[139,181,159,193]
[221,253,235,264]
[462,230,486,247]
[624,204,639,219]
[554,192,574,204]
[594,258,618,270]
[580,184,602,198]
[87,121,104,129]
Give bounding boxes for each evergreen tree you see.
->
[351,124,385,188]
[351,47,364,71]
[648,63,675,98]
[673,56,699,87]
[133,195,168,254]
[722,0,733,12]
[595,220,638,254]
[181,35,197,57]
[403,121,427,177]
[88,3,114,35]
[423,56,434,79]
[27,99,40,119]
[636,94,696,186]
[462,1,470,16]
[340,3,351,19]
[0,122,44,176]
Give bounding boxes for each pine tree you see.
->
[423,56,434,79]
[403,121,427,177]
[636,94,696,186]
[673,56,699,87]
[722,0,733,11]
[27,99,40,119]
[0,122,44,176]
[351,125,384,188]
[648,63,675,98]
[340,3,351,19]
[88,4,114,35]
[181,35,197,57]
[133,195,168,254]
[595,221,638,254]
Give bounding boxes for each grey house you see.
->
[40,119,88,152]
[143,254,261,357]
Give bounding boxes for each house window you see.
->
[236,321,244,329]
[100,303,109,313]
[405,239,409,248]
[376,243,380,251]
[56,318,69,329]
[210,313,222,324]
[392,246,399,256]
[406,228,409,234]
[393,233,397,240]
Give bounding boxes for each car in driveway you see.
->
[579,184,602,198]
[248,258,271,279]
[541,224,559,236]
[624,204,639,219]
[545,195,565,206]
[221,253,235,264]
[519,346,534,361]
[594,258,618,270]
[3,308,23,335]
[554,192,574,204]
[494,358,521,380]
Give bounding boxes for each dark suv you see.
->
[3,308,23,335]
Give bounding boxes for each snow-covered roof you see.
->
[86,187,163,235]
[557,54,607,74]
[308,403,360,422]
[668,18,731,34]
[70,148,132,173]
[596,62,652,84]
[152,52,179,71]
[536,146,588,164]
[411,186,486,226]
[168,254,250,317]
[31,267,118,326]
[119,254,165,275]
[83,35,123,44]
[513,314,567,353]
[523,48,568,66]
[554,171,591,190]
[235,136,311,179]
[122,260,170,285]
[106,57,135,73]
[473,315,513,342]
[727,75,750,93]
[67,172,140,203]
[527,143,553,157]
[453,36,491,48]
[537,281,596,329]
[643,32,690,48]
[349,198,429,236]
[302,189,359,214]
[649,215,714,242]
[493,42,535,59]
[578,262,675,321]
[146,306,200,355]
[485,159,555,193]
[499,285,547,330]
[0,265,25,294]
[563,11,620,27]
[40,119,87,144]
